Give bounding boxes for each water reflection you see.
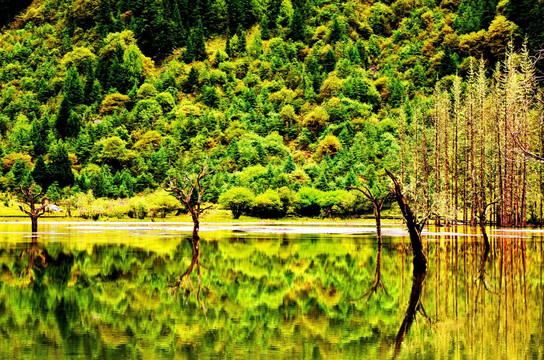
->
[19,234,47,281]
[0,224,542,359]
[170,235,206,310]
[394,265,427,358]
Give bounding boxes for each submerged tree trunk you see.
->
[374,202,382,246]
[388,168,430,358]
[386,170,427,272]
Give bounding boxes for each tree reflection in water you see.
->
[19,233,47,281]
[393,265,427,359]
[352,242,388,303]
[170,235,206,311]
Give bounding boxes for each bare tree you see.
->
[386,171,430,358]
[165,162,216,310]
[18,184,48,233]
[347,183,388,246]
[386,169,428,272]
[165,162,216,240]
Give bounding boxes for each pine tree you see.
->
[96,0,114,38]
[83,64,96,105]
[323,49,336,73]
[184,67,199,93]
[439,45,457,78]
[183,19,207,62]
[288,6,305,42]
[201,86,220,107]
[261,15,271,40]
[283,154,296,173]
[48,141,74,188]
[329,18,344,43]
[225,27,233,57]
[36,77,50,103]
[31,155,51,190]
[267,0,282,30]
[55,97,72,139]
[236,26,247,55]
[453,0,485,34]
[192,19,207,61]
[30,116,49,156]
[64,66,84,105]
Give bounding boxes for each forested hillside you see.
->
[0,0,543,225]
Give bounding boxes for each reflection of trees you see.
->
[170,236,205,308]
[393,266,427,358]
[19,234,47,280]
[0,231,542,358]
[352,242,388,302]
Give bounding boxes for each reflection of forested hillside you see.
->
[0,231,542,359]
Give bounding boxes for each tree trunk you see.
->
[374,203,382,246]
[31,217,38,233]
[386,170,427,272]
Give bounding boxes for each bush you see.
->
[252,189,284,218]
[219,187,255,219]
[294,187,323,217]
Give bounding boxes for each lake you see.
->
[0,222,542,359]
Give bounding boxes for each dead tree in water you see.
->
[386,169,428,271]
[165,163,215,239]
[18,184,48,233]
[477,199,501,251]
[347,184,388,245]
[475,199,500,293]
[385,169,429,358]
[165,162,215,309]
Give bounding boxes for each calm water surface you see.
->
[0,222,542,359]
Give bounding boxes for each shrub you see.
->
[219,187,255,219]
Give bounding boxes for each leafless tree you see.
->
[165,162,216,311]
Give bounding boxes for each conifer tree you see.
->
[236,26,247,56]
[30,116,49,156]
[31,155,50,190]
[267,0,282,30]
[329,18,344,43]
[225,27,233,57]
[288,6,305,42]
[323,49,336,72]
[283,154,296,173]
[96,0,114,38]
[55,97,72,139]
[439,45,457,78]
[64,66,84,105]
[48,141,74,188]
[261,15,271,40]
[184,67,199,93]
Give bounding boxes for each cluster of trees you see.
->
[0,0,543,224]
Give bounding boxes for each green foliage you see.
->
[219,187,255,219]
[0,0,540,222]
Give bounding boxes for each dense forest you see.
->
[0,0,543,226]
